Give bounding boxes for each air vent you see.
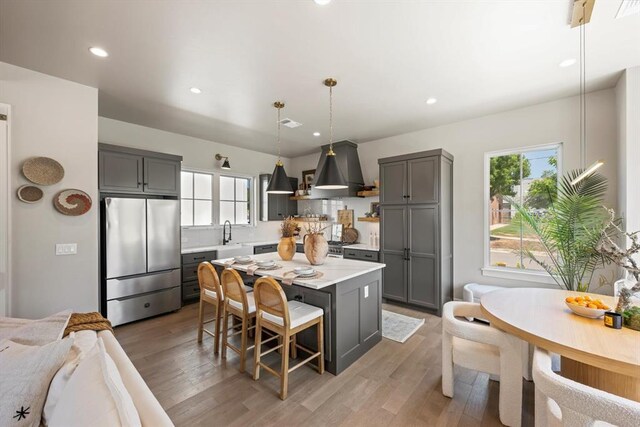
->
[617,0,640,18]
[279,118,302,129]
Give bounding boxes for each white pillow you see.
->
[48,338,141,427]
[0,337,73,427]
[42,331,98,425]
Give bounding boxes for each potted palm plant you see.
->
[511,170,610,292]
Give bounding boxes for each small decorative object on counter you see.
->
[278,216,297,261]
[604,311,622,329]
[302,219,328,265]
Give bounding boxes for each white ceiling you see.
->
[1,0,639,157]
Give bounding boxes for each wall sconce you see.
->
[215,154,231,170]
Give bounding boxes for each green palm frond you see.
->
[510,169,610,291]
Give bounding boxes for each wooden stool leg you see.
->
[197,297,205,343]
[253,320,262,381]
[291,334,297,359]
[239,316,248,373]
[221,307,229,359]
[213,301,222,355]
[317,318,324,374]
[280,331,290,400]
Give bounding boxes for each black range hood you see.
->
[310,140,364,199]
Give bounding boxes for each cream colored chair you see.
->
[220,268,257,373]
[442,301,523,427]
[532,347,640,427]
[196,261,225,355]
[252,277,324,400]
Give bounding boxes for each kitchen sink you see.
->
[215,243,253,259]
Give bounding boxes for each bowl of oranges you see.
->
[565,295,610,319]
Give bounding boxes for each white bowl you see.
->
[294,267,314,276]
[565,301,607,319]
[257,259,275,267]
[234,255,252,263]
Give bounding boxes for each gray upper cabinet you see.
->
[144,157,180,195]
[380,161,407,204]
[259,174,298,221]
[408,157,439,204]
[99,144,182,196]
[99,151,143,193]
[378,149,453,315]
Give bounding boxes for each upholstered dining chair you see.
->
[196,261,225,355]
[252,276,324,400]
[220,268,257,373]
[532,347,640,427]
[442,301,523,427]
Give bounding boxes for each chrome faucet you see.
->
[223,220,232,245]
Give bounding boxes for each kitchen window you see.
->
[181,171,214,226]
[219,175,252,225]
[482,143,561,282]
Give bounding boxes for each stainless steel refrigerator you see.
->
[102,197,181,326]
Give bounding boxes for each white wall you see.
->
[291,89,619,298]
[0,62,99,318]
[616,67,640,241]
[98,117,292,247]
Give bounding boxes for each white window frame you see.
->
[180,167,256,229]
[482,142,563,284]
[217,173,255,227]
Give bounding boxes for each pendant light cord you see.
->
[277,105,281,161]
[329,84,334,153]
[579,1,587,169]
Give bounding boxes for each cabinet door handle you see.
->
[294,295,303,302]
[193,256,205,261]
[144,302,151,308]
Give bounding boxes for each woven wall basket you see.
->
[54,189,92,216]
[22,157,65,186]
[17,185,44,203]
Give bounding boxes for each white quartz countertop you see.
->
[211,253,385,290]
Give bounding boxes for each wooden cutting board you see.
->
[337,209,354,229]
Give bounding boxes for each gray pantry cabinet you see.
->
[378,149,453,315]
[99,143,181,196]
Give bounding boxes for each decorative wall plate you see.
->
[22,157,65,185]
[53,189,92,216]
[17,185,44,203]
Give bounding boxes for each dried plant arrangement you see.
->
[596,209,640,319]
[303,219,328,235]
[280,216,297,238]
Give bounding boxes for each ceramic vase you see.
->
[277,236,296,261]
[303,233,328,265]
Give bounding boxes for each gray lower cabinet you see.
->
[296,243,304,253]
[253,243,278,255]
[379,149,453,315]
[99,143,181,196]
[181,250,217,303]
[343,248,379,262]
[259,174,298,221]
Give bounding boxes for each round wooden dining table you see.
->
[481,288,640,402]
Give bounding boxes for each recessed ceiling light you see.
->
[313,132,321,137]
[314,0,332,5]
[426,97,437,105]
[190,87,202,94]
[559,58,576,68]
[88,47,108,57]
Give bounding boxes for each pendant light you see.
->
[266,101,294,194]
[315,78,348,190]
[570,1,603,186]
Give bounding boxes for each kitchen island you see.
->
[211,253,385,375]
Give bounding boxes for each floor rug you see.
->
[382,310,425,343]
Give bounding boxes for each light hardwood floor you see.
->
[115,302,534,426]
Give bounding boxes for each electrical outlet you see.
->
[56,243,77,255]
[364,285,369,299]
